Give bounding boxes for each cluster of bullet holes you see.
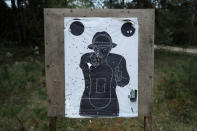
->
[121,22,135,37]
[70,20,135,37]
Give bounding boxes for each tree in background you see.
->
[0,0,94,48]
[0,0,196,48]
[102,0,197,47]
[0,0,14,46]
[155,0,197,46]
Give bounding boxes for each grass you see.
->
[154,50,197,131]
[0,48,197,130]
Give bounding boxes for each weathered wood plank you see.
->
[49,117,57,131]
[144,116,152,131]
[44,8,154,117]
[44,11,65,116]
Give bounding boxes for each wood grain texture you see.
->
[44,8,154,117]
[144,116,152,131]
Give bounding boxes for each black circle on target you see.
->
[121,22,135,37]
[70,21,84,36]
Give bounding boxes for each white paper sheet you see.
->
[64,17,138,118]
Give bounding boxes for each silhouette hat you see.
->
[88,32,117,49]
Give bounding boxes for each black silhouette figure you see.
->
[79,32,130,117]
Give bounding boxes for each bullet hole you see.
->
[70,21,84,36]
[121,22,135,37]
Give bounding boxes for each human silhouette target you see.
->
[64,18,139,118]
[79,32,130,116]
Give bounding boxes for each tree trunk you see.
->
[109,0,112,8]
[121,0,124,8]
[161,0,167,9]
[192,14,196,44]
[65,0,68,7]
[11,0,22,46]
[17,0,27,46]
[11,0,16,10]
[44,0,49,8]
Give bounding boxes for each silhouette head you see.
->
[88,32,117,58]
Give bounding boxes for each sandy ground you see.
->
[154,45,197,54]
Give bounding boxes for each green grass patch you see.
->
[0,49,197,130]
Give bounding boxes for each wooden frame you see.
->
[44,8,154,118]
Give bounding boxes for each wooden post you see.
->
[49,117,57,131]
[144,116,152,131]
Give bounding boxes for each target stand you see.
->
[44,8,154,131]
